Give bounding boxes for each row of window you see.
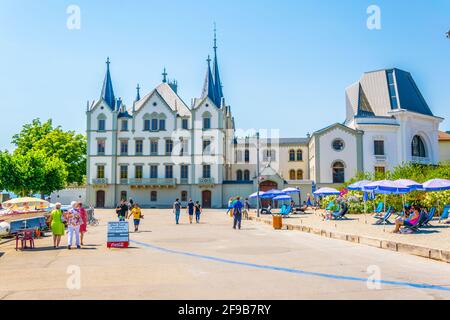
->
[98,139,212,156]
[374,135,426,158]
[97,164,212,180]
[97,117,211,132]
[236,170,251,181]
[289,170,304,181]
[289,149,303,162]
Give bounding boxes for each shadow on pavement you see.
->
[0,252,4,258]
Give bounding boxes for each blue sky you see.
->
[0,0,449,149]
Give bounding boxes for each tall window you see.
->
[159,119,166,131]
[151,118,158,131]
[150,191,157,202]
[387,70,399,109]
[165,139,173,155]
[297,149,303,161]
[244,170,250,181]
[97,140,105,155]
[165,165,173,179]
[412,135,426,158]
[332,161,345,183]
[263,149,276,162]
[203,140,211,155]
[144,119,151,131]
[245,150,250,163]
[374,140,385,156]
[181,165,189,180]
[150,165,158,179]
[97,165,105,179]
[203,117,211,130]
[120,165,128,180]
[289,170,296,180]
[120,140,128,155]
[235,150,243,163]
[182,119,189,130]
[180,139,188,156]
[236,170,243,181]
[98,119,106,131]
[135,165,143,179]
[150,140,158,155]
[181,191,188,202]
[297,170,303,180]
[121,120,128,131]
[203,165,211,179]
[289,149,295,161]
[135,140,143,155]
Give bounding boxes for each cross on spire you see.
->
[162,67,168,83]
[136,83,141,101]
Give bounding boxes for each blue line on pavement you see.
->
[130,240,450,293]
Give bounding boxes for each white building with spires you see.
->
[85,35,444,208]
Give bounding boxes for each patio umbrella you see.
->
[282,187,300,206]
[422,179,450,191]
[2,197,49,210]
[248,191,266,199]
[273,195,293,201]
[260,189,286,199]
[313,187,340,196]
[364,180,410,213]
[395,179,423,190]
[347,180,372,191]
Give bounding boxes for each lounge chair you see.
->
[373,202,384,216]
[280,205,292,217]
[374,207,393,225]
[439,205,450,223]
[331,205,349,220]
[325,201,335,213]
[401,211,427,233]
[422,207,436,226]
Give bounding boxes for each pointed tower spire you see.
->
[101,57,116,110]
[212,24,224,107]
[202,55,216,104]
[135,83,141,101]
[162,67,168,83]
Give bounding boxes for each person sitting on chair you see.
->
[392,204,421,233]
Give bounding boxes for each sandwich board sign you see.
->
[107,221,129,248]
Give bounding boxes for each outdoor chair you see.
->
[331,205,349,220]
[401,211,427,233]
[15,229,35,251]
[439,205,450,223]
[374,207,393,225]
[373,202,384,216]
[422,207,436,226]
[280,206,293,217]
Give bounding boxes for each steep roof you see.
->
[134,83,190,117]
[101,58,116,110]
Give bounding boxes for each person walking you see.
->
[66,201,82,250]
[233,197,243,230]
[128,203,143,232]
[195,201,202,223]
[173,198,181,224]
[243,198,250,220]
[187,199,195,224]
[116,200,128,222]
[48,202,65,249]
[78,202,88,246]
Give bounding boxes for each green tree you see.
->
[12,119,86,185]
[1,151,68,197]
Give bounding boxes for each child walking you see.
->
[195,201,202,223]
[128,203,143,232]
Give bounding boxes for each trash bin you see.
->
[272,215,282,230]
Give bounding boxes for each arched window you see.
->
[244,170,250,181]
[143,113,151,131]
[150,191,157,202]
[236,170,243,181]
[412,135,426,158]
[297,149,303,161]
[244,150,250,163]
[151,112,159,131]
[289,149,295,161]
[289,170,296,180]
[202,112,211,130]
[120,191,127,201]
[159,113,167,131]
[97,114,106,131]
[297,170,303,180]
[332,161,345,183]
[181,191,188,202]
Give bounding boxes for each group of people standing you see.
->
[173,198,202,225]
[116,199,143,232]
[48,201,88,249]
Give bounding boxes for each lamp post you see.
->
[256,131,261,217]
